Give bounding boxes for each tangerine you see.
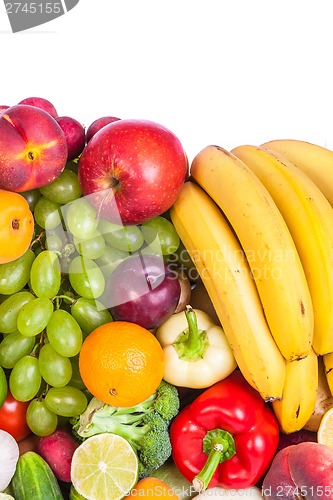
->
[127,477,179,499]
[79,321,164,407]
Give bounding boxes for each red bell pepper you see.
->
[170,370,279,491]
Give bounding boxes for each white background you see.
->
[1,0,333,164]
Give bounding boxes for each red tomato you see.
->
[0,390,31,442]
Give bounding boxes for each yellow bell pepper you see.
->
[155,306,237,389]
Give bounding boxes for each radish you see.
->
[36,428,79,482]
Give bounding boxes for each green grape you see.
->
[95,245,128,278]
[9,355,42,402]
[99,218,144,252]
[44,385,88,417]
[0,291,35,334]
[0,330,35,369]
[26,398,58,436]
[30,250,61,298]
[65,197,98,239]
[0,248,35,295]
[20,188,42,211]
[39,169,82,204]
[39,343,72,388]
[66,160,79,174]
[69,355,86,390]
[70,486,86,500]
[17,297,54,337]
[69,255,105,299]
[45,233,64,253]
[73,229,106,259]
[46,309,82,357]
[34,196,63,230]
[141,216,180,255]
[71,297,113,336]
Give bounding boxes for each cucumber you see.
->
[11,451,64,500]
[153,459,196,499]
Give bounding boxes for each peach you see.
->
[262,442,333,499]
[0,104,68,192]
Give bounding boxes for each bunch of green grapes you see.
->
[0,162,183,436]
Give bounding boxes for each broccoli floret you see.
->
[153,379,180,422]
[142,411,168,432]
[70,380,180,478]
[139,428,172,472]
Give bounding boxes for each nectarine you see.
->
[0,105,68,192]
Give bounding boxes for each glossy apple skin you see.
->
[0,105,68,192]
[78,119,189,225]
[262,442,333,499]
[56,116,86,161]
[86,116,121,142]
[105,254,181,330]
[18,96,58,119]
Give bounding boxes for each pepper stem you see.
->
[173,305,208,361]
[192,428,236,493]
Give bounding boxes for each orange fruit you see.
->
[127,477,179,499]
[0,189,34,264]
[79,321,164,407]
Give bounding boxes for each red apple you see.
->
[18,96,58,119]
[78,119,189,225]
[0,105,68,192]
[56,116,86,161]
[86,116,121,142]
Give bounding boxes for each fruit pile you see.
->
[1,96,333,499]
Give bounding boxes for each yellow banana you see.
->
[262,139,333,207]
[190,145,314,361]
[323,352,333,396]
[272,348,318,434]
[232,144,333,356]
[170,181,286,401]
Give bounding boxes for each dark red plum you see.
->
[56,116,86,161]
[86,116,121,142]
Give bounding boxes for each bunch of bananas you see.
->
[170,139,333,434]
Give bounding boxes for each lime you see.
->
[0,365,8,408]
[70,432,139,500]
[317,406,333,448]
